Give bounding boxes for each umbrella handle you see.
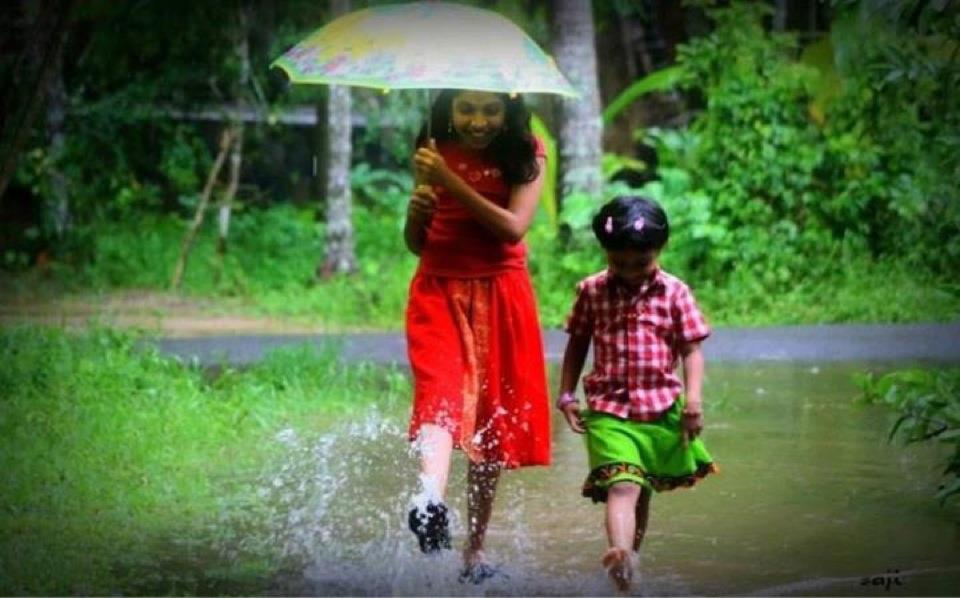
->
[425,88,432,143]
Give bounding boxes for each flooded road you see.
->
[248,361,960,596]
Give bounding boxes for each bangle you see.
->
[556,391,578,410]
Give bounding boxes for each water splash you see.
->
[215,410,652,595]
[206,363,960,596]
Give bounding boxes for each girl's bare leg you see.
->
[633,487,652,552]
[604,482,641,591]
[464,460,501,565]
[409,425,455,553]
[416,424,453,502]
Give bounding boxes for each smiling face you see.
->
[450,91,506,149]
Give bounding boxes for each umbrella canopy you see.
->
[271,1,578,98]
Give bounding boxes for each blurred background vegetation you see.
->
[1,0,958,330]
[2,1,959,593]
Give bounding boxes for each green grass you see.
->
[4,205,957,330]
[694,257,960,327]
[0,326,410,595]
[252,258,417,330]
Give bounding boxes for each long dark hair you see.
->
[415,89,540,185]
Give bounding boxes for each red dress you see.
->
[405,138,551,468]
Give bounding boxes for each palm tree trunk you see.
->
[550,0,603,208]
[319,0,357,276]
[0,0,75,204]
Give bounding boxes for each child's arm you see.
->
[679,340,705,444]
[558,333,591,434]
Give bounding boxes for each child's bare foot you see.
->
[602,547,633,593]
[632,529,644,552]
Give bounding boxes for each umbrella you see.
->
[270,1,578,99]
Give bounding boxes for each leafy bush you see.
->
[856,367,960,504]
[822,3,960,272]
[611,0,960,302]
[670,2,835,287]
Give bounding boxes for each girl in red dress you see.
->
[403,89,550,582]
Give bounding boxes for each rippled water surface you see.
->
[260,363,960,596]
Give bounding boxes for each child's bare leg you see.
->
[606,482,641,551]
[464,460,501,564]
[633,487,651,552]
[604,482,641,591]
[417,424,453,501]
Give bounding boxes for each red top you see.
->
[418,137,546,277]
[564,268,711,421]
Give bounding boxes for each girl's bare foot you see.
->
[602,547,633,593]
[463,548,485,567]
[459,549,501,584]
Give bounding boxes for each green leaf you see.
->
[935,428,960,441]
[531,113,558,230]
[602,66,684,124]
[935,477,960,504]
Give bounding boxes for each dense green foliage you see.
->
[4,2,958,329]
[0,325,410,594]
[649,1,959,288]
[856,367,960,504]
[533,1,959,326]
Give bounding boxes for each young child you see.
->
[557,195,717,592]
[403,89,551,583]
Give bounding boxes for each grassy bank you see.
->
[0,326,410,595]
[2,206,958,332]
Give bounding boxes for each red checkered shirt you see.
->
[564,268,711,421]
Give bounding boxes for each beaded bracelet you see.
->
[555,391,579,411]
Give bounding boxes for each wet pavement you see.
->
[150,321,960,366]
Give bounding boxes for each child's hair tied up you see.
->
[592,195,670,252]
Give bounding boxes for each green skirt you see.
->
[581,400,718,503]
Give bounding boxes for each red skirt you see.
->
[405,268,551,468]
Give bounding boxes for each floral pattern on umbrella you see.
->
[271,1,578,97]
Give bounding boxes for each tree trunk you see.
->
[319,0,357,277]
[216,123,243,257]
[313,88,330,205]
[45,27,70,241]
[0,0,75,204]
[217,3,251,259]
[773,0,788,31]
[550,0,603,208]
[170,127,235,291]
